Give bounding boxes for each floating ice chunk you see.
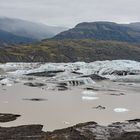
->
[82,96,99,100]
[0,78,13,86]
[114,108,129,113]
[82,90,97,96]
[82,90,98,101]
[6,83,12,87]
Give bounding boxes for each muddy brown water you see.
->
[0,80,140,131]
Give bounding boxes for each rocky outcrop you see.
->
[0,119,140,140]
[0,113,20,123]
[0,125,46,140]
[46,120,140,140]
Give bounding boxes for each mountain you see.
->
[1,20,140,62]
[0,29,35,44]
[0,17,68,44]
[53,21,140,43]
[126,22,140,31]
[0,39,140,62]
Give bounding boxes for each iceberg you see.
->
[114,108,129,113]
[0,78,13,86]
[82,90,97,96]
[82,96,99,100]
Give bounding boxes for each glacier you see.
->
[0,60,140,87]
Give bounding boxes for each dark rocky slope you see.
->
[0,119,140,140]
[0,125,46,140]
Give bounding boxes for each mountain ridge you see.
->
[53,21,140,43]
[1,21,140,62]
[0,17,68,44]
[0,29,36,44]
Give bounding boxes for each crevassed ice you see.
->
[0,60,140,82]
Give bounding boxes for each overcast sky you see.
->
[0,0,140,27]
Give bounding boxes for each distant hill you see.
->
[0,39,140,62]
[0,29,35,44]
[0,17,67,44]
[53,22,140,43]
[126,22,140,31]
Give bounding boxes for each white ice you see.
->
[113,108,129,113]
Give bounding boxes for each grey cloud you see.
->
[0,0,140,27]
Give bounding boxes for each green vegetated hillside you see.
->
[0,39,140,62]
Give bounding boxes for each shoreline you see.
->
[0,61,140,139]
[0,118,140,140]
